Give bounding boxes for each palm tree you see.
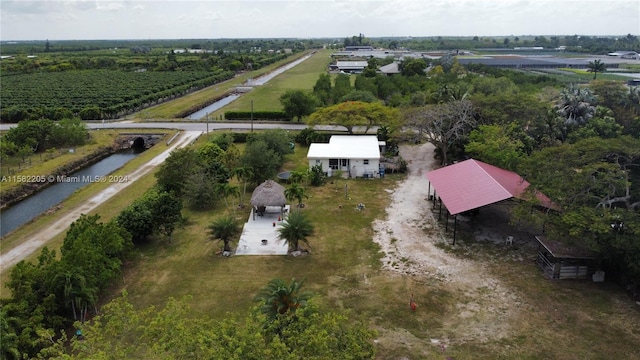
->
[254,278,312,322]
[288,169,308,184]
[586,59,606,80]
[232,166,253,208]
[55,269,94,321]
[215,183,240,214]
[277,211,314,252]
[208,215,240,252]
[284,183,309,209]
[557,84,596,126]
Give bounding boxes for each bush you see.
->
[308,164,326,186]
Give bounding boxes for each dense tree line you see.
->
[307,51,640,289]
[370,33,640,54]
[1,189,183,358]
[155,130,294,210]
[36,280,375,359]
[0,38,315,56]
[1,119,89,162]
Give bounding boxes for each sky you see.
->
[1,0,639,41]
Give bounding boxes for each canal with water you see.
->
[186,53,314,120]
[0,150,140,237]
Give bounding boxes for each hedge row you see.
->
[223,111,289,120]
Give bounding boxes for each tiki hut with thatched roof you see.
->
[250,180,287,219]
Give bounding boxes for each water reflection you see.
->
[0,150,140,237]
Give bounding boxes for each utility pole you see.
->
[250,99,254,133]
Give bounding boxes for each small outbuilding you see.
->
[307,135,381,178]
[535,235,595,280]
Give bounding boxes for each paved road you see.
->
[1,121,370,133]
[0,131,202,273]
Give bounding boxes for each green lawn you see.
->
[102,144,640,359]
[137,50,327,120]
[208,49,333,120]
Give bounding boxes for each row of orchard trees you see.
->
[0,70,234,122]
[289,56,639,286]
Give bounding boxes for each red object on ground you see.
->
[410,293,417,311]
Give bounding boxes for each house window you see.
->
[341,159,348,167]
[315,160,321,164]
[364,159,369,165]
[329,159,339,170]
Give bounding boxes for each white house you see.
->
[307,136,381,178]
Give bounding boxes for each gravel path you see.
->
[372,142,519,344]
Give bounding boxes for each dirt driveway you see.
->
[372,142,520,346]
[0,131,202,274]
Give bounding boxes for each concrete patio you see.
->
[235,205,290,255]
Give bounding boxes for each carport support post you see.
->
[453,215,458,245]
[433,190,437,209]
[445,211,449,232]
[438,198,442,220]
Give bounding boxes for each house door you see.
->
[340,159,349,172]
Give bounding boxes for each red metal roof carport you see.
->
[425,159,557,244]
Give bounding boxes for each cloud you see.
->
[96,1,125,12]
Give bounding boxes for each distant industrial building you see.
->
[456,55,620,70]
[607,51,639,59]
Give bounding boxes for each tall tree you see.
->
[307,101,398,134]
[403,99,475,165]
[519,136,640,282]
[557,84,596,126]
[399,58,427,77]
[465,123,527,170]
[313,73,333,106]
[241,140,281,184]
[332,73,352,100]
[232,166,254,208]
[155,148,202,196]
[280,90,317,122]
[216,182,240,214]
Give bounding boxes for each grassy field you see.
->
[137,50,325,120]
[209,49,333,117]
[100,144,640,359]
[528,68,635,83]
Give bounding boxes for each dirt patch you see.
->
[372,143,521,346]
